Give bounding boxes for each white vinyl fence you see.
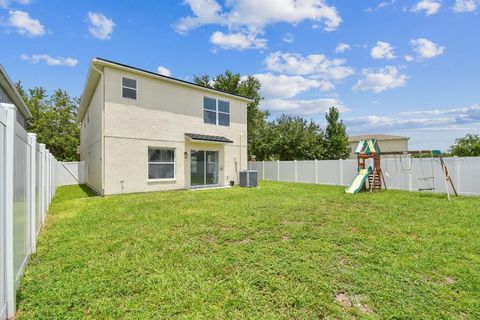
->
[250,157,480,196]
[0,103,61,319]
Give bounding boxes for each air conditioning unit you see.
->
[239,170,258,187]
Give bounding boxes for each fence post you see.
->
[315,160,318,184]
[294,160,298,182]
[408,169,413,192]
[39,144,46,223]
[28,133,37,253]
[277,160,280,181]
[262,161,265,180]
[3,104,16,318]
[454,157,460,194]
[339,159,343,185]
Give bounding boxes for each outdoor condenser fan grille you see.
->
[240,170,258,187]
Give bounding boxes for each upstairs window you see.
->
[148,148,175,180]
[122,77,137,100]
[203,97,230,126]
[218,100,230,126]
[203,97,217,125]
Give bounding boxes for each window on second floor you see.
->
[122,77,137,100]
[203,96,230,126]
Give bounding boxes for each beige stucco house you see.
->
[348,134,409,158]
[78,58,251,195]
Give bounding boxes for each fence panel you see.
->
[297,161,316,184]
[316,160,341,185]
[263,161,278,181]
[279,161,295,182]
[35,145,41,234]
[13,124,30,285]
[456,157,480,195]
[58,161,85,186]
[341,159,358,186]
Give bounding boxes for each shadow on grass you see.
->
[78,184,97,198]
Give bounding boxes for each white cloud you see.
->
[157,66,171,77]
[254,73,333,99]
[264,51,354,80]
[0,0,31,8]
[282,32,294,43]
[87,12,115,40]
[176,0,341,33]
[404,54,414,62]
[411,0,442,16]
[175,0,341,50]
[410,38,445,59]
[262,98,348,116]
[370,41,396,60]
[366,0,396,12]
[20,54,78,66]
[175,0,225,34]
[454,0,478,12]
[8,10,45,37]
[353,66,407,93]
[210,31,266,49]
[335,43,351,53]
[346,105,480,133]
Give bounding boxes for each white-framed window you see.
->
[122,77,137,100]
[203,96,230,126]
[148,147,175,180]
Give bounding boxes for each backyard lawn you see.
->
[17,181,480,319]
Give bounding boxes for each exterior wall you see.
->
[0,86,13,104]
[80,77,103,194]
[349,139,408,158]
[0,85,27,129]
[102,66,248,195]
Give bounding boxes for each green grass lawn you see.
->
[16,181,480,319]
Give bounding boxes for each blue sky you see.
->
[1,0,479,150]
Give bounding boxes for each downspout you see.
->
[239,133,243,177]
[91,63,105,195]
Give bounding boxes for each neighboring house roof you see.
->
[0,64,32,119]
[78,58,254,122]
[348,134,410,142]
[185,133,233,144]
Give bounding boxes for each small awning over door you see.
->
[185,133,233,144]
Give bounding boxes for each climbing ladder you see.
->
[368,168,384,191]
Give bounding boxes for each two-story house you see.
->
[78,58,251,195]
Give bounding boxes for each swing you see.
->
[400,152,412,172]
[384,154,399,178]
[418,151,435,191]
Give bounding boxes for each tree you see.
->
[267,114,325,160]
[16,83,80,161]
[323,107,350,160]
[449,134,480,157]
[193,71,268,159]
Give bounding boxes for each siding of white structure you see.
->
[79,59,250,195]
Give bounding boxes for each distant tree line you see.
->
[194,71,350,160]
[16,83,80,161]
[449,134,480,157]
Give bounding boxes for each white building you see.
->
[348,134,409,158]
[78,58,251,195]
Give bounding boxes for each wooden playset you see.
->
[345,139,458,200]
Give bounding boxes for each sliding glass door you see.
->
[191,150,219,187]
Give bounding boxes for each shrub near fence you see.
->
[0,103,60,319]
[250,157,480,196]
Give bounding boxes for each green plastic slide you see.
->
[345,167,372,194]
